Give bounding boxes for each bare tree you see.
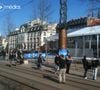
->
[31,0,52,23]
[80,0,100,18]
[31,6,38,20]
[88,0,100,17]
[38,0,52,24]
[2,14,16,53]
[29,0,38,20]
[36,0,53,52]
[4,14,16,36]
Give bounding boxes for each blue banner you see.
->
[23,52,46,59]
[24,53,33,59]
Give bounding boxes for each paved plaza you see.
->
[0,59,100,90]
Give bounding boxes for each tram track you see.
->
[0,64,61,90]
[0,63,100,90]
[0,63,55,79]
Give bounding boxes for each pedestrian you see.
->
[66,55,73,74]
[91,59,99,80]
[9,49,13,66]
[20,50,24,64]
[17,50,24,64]
[12,49,17,66]
[58,55,66,83]
[2,49,6,60]
[54,54,60,74]
[37,54,44,69]
[82,56,91,79]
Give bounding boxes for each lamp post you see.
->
[45,37,48,59]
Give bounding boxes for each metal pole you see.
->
[83,36,85,56]
[89,36,92,49]
[46,38,48,58]
[75,38,78,57]
[97,34,99,58]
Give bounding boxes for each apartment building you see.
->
[8,19,57,51]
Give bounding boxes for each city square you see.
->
[0,0,100,90]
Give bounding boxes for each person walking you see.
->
[37,54,43,69]
[82,56,91,79]
[2,49,6,60]
[58,55,66,83]
[12,49,17,66]
[17,50,24,64]
[9,49,13,66]
[66,55,73,74]
[54,54,60,74]
[92,59,99,80]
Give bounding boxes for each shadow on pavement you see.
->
[44,69,54,74]
[69,73,83,78]
[43,75,58,83]
[32,66,39,70]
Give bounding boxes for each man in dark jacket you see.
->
[37,54,43,69]
[66,55,73,74]
[2,50,6,60]
[54,54,59,74]
[82,56,91,79]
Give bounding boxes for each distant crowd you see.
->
[1,49,24,66]
[8,49,24,66]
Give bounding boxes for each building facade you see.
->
[8,19,57,51]
[47,17,100,57]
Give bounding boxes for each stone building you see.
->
[8,19,57,51]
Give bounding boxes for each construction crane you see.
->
[56,0,68,56]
